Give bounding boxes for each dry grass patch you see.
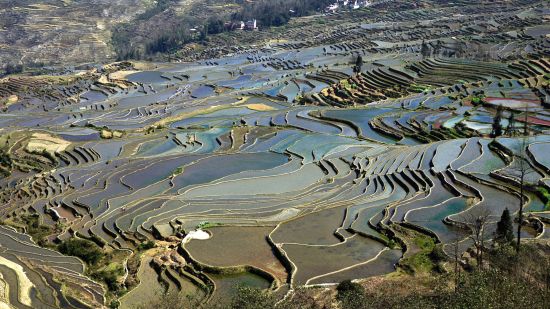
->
[109,70,140,80]
[25,132,70,155]
[245,103,276,111]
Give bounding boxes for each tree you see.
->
[513,105,536,253]
[491,105,503,138]
[504,112,518,136]
[200,24,209,41]
[207,16,225,34]
[494,208,514,244]
[4,63,23,75]
[91,264,124,292]
[451,230,462,293]
[461,207,491,269]
[354,55,363,73]
[433,40,442,57]
[420,40,430,59]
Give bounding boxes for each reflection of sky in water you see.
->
[80,90,107,103]
[424,96,453,109]
[58,132,100,142]
[217,75,268,89]
[191,85,215,98]
[264,85,284,97]
[118,89,177,108]
[469,114,493,123]
[126,71,170,84]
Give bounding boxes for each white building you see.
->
[245,19,257,30]
[326,3,339,12]
[327,0,372,12]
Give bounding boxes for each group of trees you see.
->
[112,0,335,60]
[490,104,521,138]
[353,55,363,73]
[142,13,238,56]
[232,0,333,28]
[58,238,104,265]
[490,104,504,138]
[111,0,187,60]
[4,63,23,75]
[113,13,228,58]
[58,237,128,295]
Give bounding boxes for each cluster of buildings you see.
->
[224,19,258,31]
[326,0,373,12]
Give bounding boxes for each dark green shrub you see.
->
[336,280,365,309]
[429,245,447,263]
[21,214,52,246]
[92,265,124,292]
[495,208,514,243]
[137,240,155,251]
[58,238,103,265]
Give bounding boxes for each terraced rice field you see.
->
[0,0,549,307]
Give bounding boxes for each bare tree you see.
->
[420,40,430,59]
[451,229,462,292]
[504,111,518,137]
[513,105,536,253]
[491,105,504,138]
[460,207,491,269]
[353,55,363,74]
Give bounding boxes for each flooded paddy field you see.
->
[0,0,549,307]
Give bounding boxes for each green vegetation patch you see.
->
[58,238,104,265]
[399,234,445,275]
[21,214,52,247]
[173,166,185,176]
[469,94,486,105]
[137,240,156,251]
[336,280,366,309]
[537,186,550,210]
[197,221,222,229]
[409,83,432,93]
[92,263,125,292]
